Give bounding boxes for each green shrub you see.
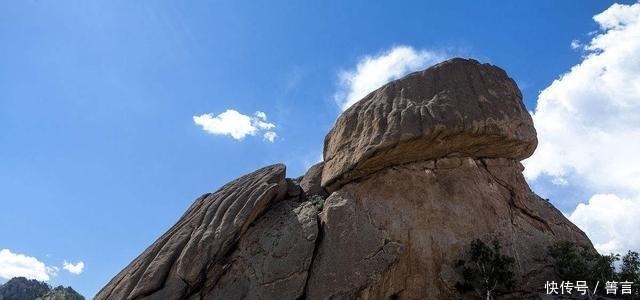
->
[619,250,640,297]
[308,194,325,210]
[455,239,515,300]
[548,241,618,286]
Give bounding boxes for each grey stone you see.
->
[299,162,328,197]
[305,191,404,300]
[204,201,318,300]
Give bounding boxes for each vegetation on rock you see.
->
[455,239,515,300]
[0,277,84,300]
[620,250,640,297]
[308,194,325,210]
[549,241,640,298]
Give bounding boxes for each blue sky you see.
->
[2,1,639,297]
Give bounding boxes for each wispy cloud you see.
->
[524,2,640,254]
[262,131,277,142]
[570,39,583,50]
[0,249,56,281]
[63,260,85,275]
[334,45,448,111]
[193,109,277,142]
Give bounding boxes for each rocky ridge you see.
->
[0,277,84,300]
[96,58,594,300]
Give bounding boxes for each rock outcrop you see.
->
[97,58,594,300]
[299,162,328,197]
[0,277,85,300]
[206,200,318,300]
[96,164,294,300]
[305,158,589,299]
[322,58,537,192]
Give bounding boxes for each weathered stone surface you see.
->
[95,164,288,300]
[322,58,537,191]
[299,162,328,197]
[204,200,318,300]
[316,158,591,299]
[306,191,404,300]
[98,58,596,300]
[285,178,304,201]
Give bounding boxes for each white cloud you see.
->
[63,260,85,275]
[570,39,583,50]
[254,111,267,120]
[46,266,59,277]
[253,111,276,131]
[334,45,447,111]
[263,131,277,142]
[551,177,569,186]
[524,2,640,255]
[193,109,277,142]
[0,249,56,281]
[569,194,640,254]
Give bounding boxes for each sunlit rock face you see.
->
[96,58,593,300]
[95,164,307,300]
[306,157,591,299]
[322,58,537,192]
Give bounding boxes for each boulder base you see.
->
[307,158,590,299]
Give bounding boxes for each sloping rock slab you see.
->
[204,200,318,300]
[95,164,288,300]
[305,191,404,300]
[299,162,328,197]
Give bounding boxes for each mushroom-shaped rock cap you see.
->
[322,58,537,191]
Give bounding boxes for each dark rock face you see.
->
[39,286,85,300]
[299,162,328,197]
[97,58,594,300]
[0,277,50,300]
[305,191,404,299]
[206,200,318,300]
[0,277,84,300]
[322,58,537,192]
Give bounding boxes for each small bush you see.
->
[308,194,325,210]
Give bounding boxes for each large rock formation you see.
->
[96,58,594,300]
[96,164,297,300]
[322,58,537,192]
[305,157,590,299]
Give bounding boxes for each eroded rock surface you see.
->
[316,158,590,299]
[95,164,289,300]
[205,201,318,300]
[322,58,537,191]
[306,191,404,300]
[299,162,328,197]
[98,58,595,300]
